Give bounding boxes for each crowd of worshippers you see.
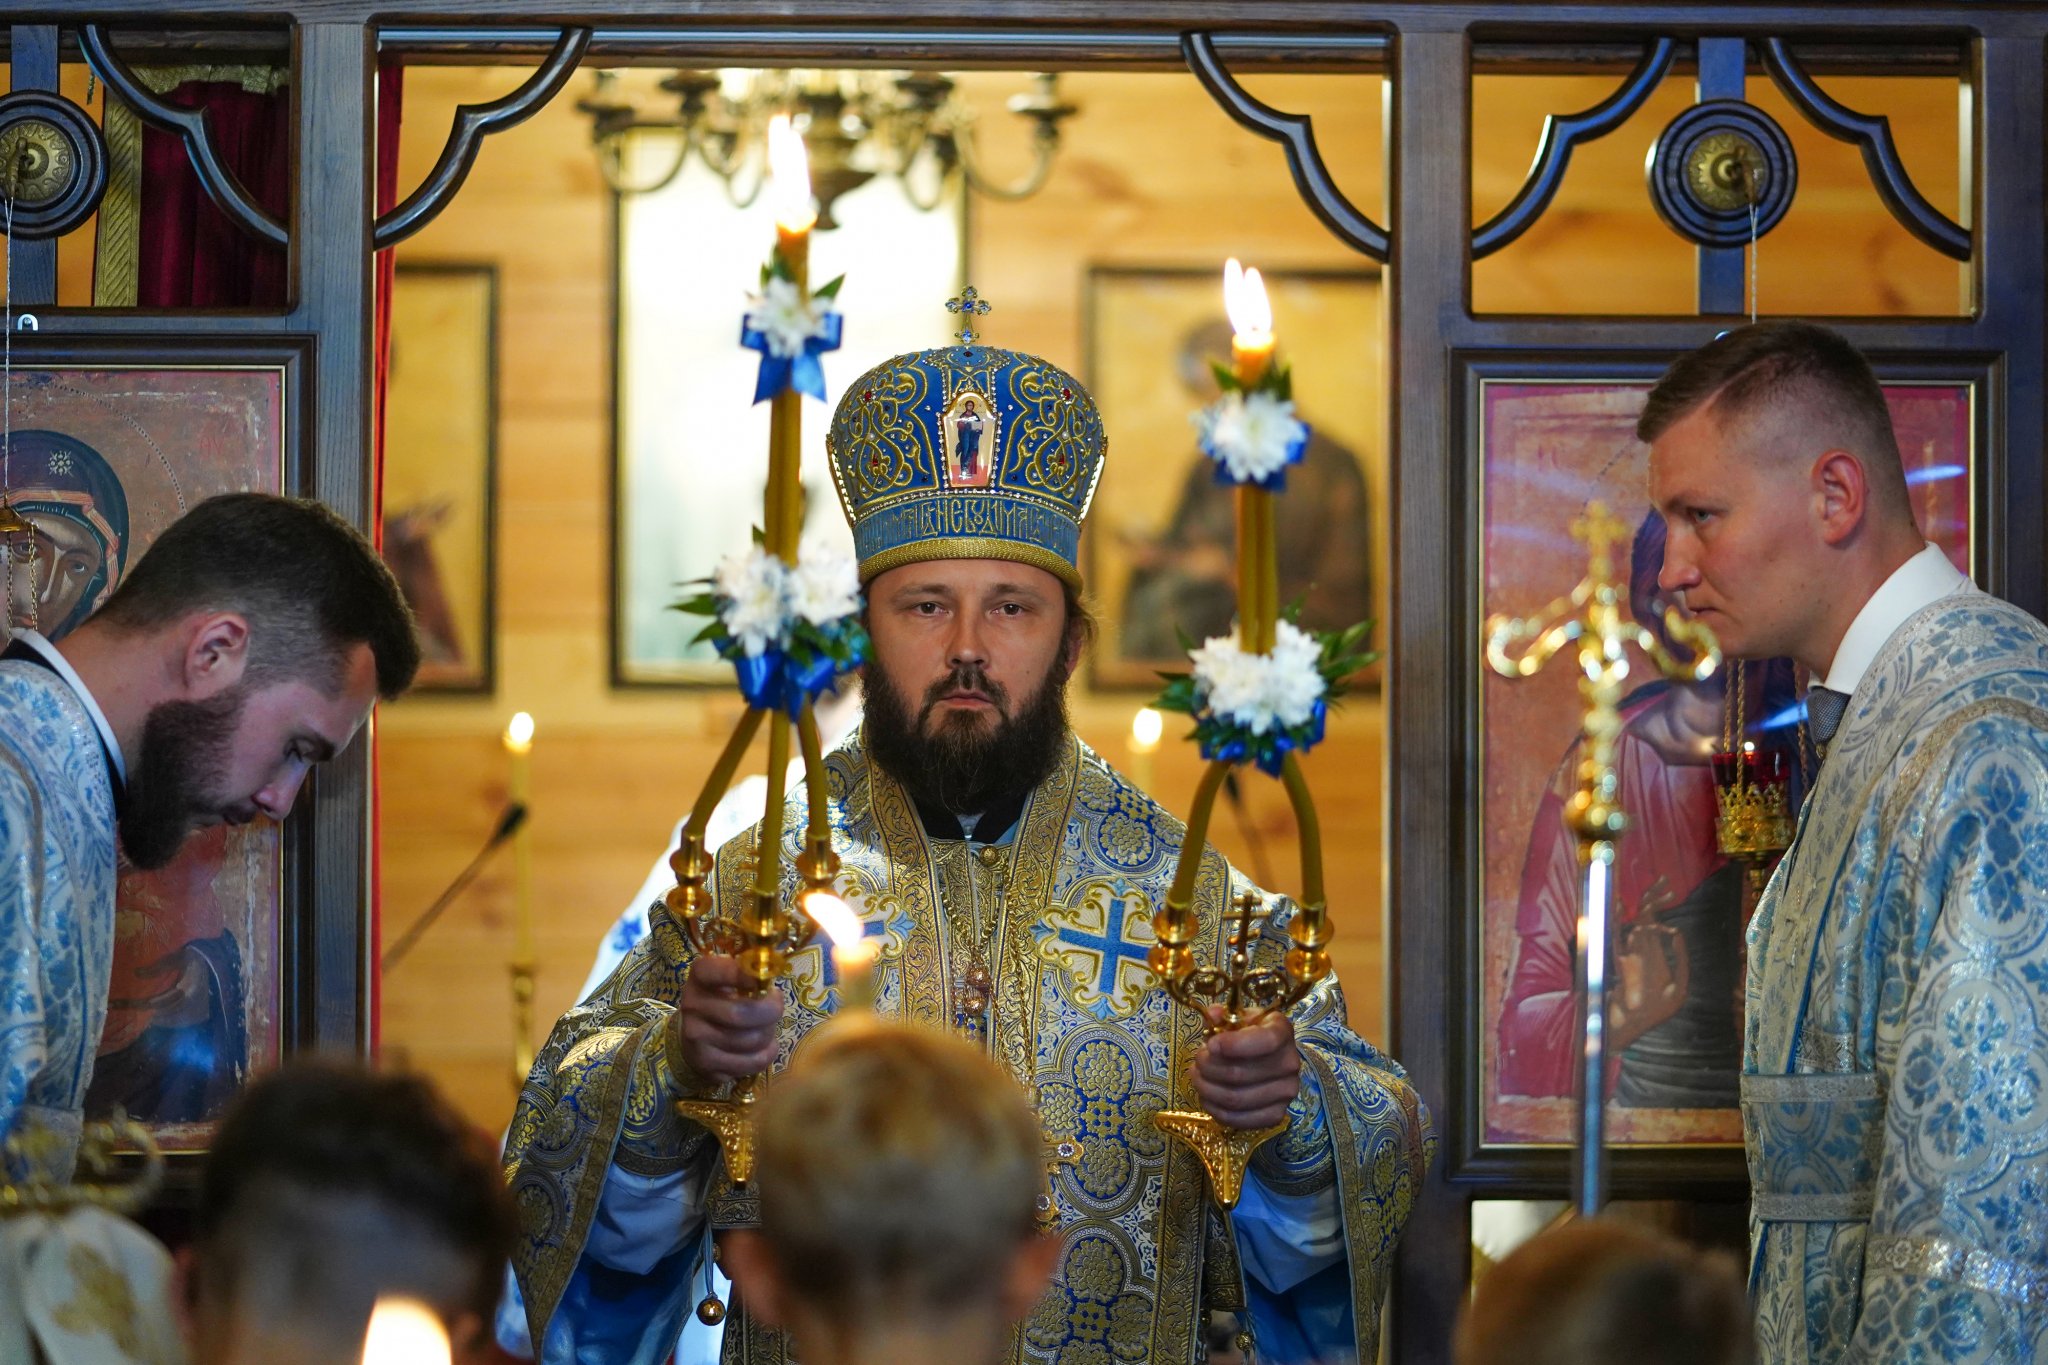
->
[0,1035,1751,1365]
[8,313,2048,1365]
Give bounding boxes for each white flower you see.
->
[1195,390,1309,484]
[744,276,830,360]
[715,547,790,657]
[1189,620,1327,734]
[788,537,861,626]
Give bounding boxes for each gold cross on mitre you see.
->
[945,285,992,346]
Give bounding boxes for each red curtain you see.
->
[137,82,290,308]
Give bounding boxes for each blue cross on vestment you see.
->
[1051,894,1153,998]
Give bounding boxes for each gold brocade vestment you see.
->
[506,729,1431,1365]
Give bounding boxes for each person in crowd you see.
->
[1456,1217,1752,1365]
[180,1059,516,1365]
[720,1018,1059,1365]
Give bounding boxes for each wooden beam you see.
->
[1694,35,1748,316]
[6,24,59,306]
[1972,33,2047,615]
[1385,22,1469,1365]
[288,21,376,1054]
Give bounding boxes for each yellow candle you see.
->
[1223,258,1279,652]
[764,112,814,562]
[1128,706,1163,793]
[503,712,535,967]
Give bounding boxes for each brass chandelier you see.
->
[578,68,1078,227]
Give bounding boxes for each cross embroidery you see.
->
[1034,882,1156,1018]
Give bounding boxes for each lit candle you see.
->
[360,1297,451,1365]
[1223,257,1275,387]
[503,711,536,976]
[1223,258,1280,653]
[805,891,877,1013]
[1128,706,1163,793]
[768,112,817,259]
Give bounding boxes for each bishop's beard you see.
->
[862,652,1071,817]
[120,687,242,871]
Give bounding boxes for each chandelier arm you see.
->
[955,125,1059,202]
[596,133,692,197]
[722,161,768,210]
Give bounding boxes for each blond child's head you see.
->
[725,1018,1057,1357]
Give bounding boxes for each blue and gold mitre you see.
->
[826,298,1105,589]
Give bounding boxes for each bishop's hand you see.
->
[669,954,784,1085]
[1190,1010,1301,1131]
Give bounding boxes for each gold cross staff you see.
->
[1482,500,1720,1214]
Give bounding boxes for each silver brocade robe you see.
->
[0,657,118,1178]
[1745,590,2048,1363]
[506,729,1431,1365]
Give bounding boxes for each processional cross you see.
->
[1482,501,1720,1213]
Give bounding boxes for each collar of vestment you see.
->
[1821,541,1971,696]
[3,630,128,813]
[910,782,1028,845]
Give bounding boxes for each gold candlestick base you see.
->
[1153,1110,1286,1208]
[675,1074,764,1186]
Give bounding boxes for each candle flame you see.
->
[360,1297,451,1365]
[767,114,816,235]
[504,711,535,754]
[1223,257,1273,341]
[1131,706,1163,750]
[804,891,862,948]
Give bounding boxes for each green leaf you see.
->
[1209,360,1242,394]
[814,274,846,301]
[1269,363,1294,402]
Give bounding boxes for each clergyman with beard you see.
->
[0,492,418,1175]
[507,315,1432,1365]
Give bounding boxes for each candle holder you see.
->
[1711,664,1793,893]
[1149,888,1327,1206]
[1146,259,1359,1209]
[661,116,860,1188]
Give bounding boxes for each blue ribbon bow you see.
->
[725,636,865,718]
[1197,696,1328,776]
[1201,418,1312,492]
[741,310,844,404]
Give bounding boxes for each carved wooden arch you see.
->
[1182,30,1389,262]
[374,27,590,250]
[79,24,592,254]
[1760,37,1971,260]
[78,23,289,249]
